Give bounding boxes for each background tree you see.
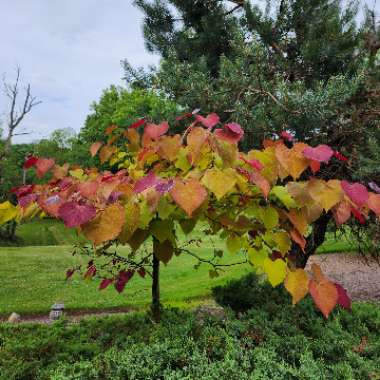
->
[131,0,380,260]
[79,86,179,145]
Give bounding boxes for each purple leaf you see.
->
[58,201,97,228]
[114,270,134,293]
[369,182,380,194]
[99,278,113,290]
[134,172,160,193]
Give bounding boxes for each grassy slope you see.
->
[0,220,356,316]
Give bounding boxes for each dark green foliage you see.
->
[212,272,291,313]
[1,288,379,380]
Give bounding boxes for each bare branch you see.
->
[1,67,41,153]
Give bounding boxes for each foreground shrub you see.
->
[0,299,379,380]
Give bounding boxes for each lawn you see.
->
[0,220,356,316]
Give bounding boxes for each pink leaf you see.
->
[114,270,134,293]
[134,172,160,193]
[35,158,55,178]
[303,145,334,163]
[144,121,169,140]
[23,155,38,169]
[341,181,369,208]
[58,201,97,228]
[280,131,294,142]
[195,113,220,129]
[99,278,113,290]
[240,156,264,171]
[334,283,352,311]
[215,123,244,144]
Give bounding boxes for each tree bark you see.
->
[292,213,330,269]
[151,253,161,322]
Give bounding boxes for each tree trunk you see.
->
[151,253,161,322]
[291,213,330,269]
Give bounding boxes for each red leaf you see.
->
[333,151,348,162]
[310,160,321,174]
[137,268,146,278]
[351,207,366,224]
[58,201,97,227]
[341,181,369,208]
[334,283,352,311]
[23,155,38,169]
[280,131,294,142]
[99,278,113,290]
[215,123,244,144]
[303,144,334,163]
[35,158,55,178]
[114,270,134,293]
[144,121,169,140]
[128,118,146,129]
[11,184,34,198]
[90,142,103,157]
[195,113,220,129]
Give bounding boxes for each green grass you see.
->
[0,219,88,246]
[0,220,356,316]
[0,244,251,316]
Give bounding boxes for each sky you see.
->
[0,0,379,144]
[0,0,159,143]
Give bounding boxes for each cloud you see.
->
[0,0,159,143]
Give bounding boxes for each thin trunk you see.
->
[151,253,161,322]
[292,213,330,269]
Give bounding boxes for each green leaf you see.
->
[157,197,176,220]
[226,235,243,254]
[270,186,297,208]
[258,207,279,229]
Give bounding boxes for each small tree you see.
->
[1,114,379,320]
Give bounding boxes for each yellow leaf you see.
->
[275,143,309,180]
[201,168,237,200]
[307,179,343,211]
[158,134,181,161]
[82,204,125,246]
[285,269,310,305]
[263,258,287,287]
[0,201,18,224]
[118,201,140,244]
